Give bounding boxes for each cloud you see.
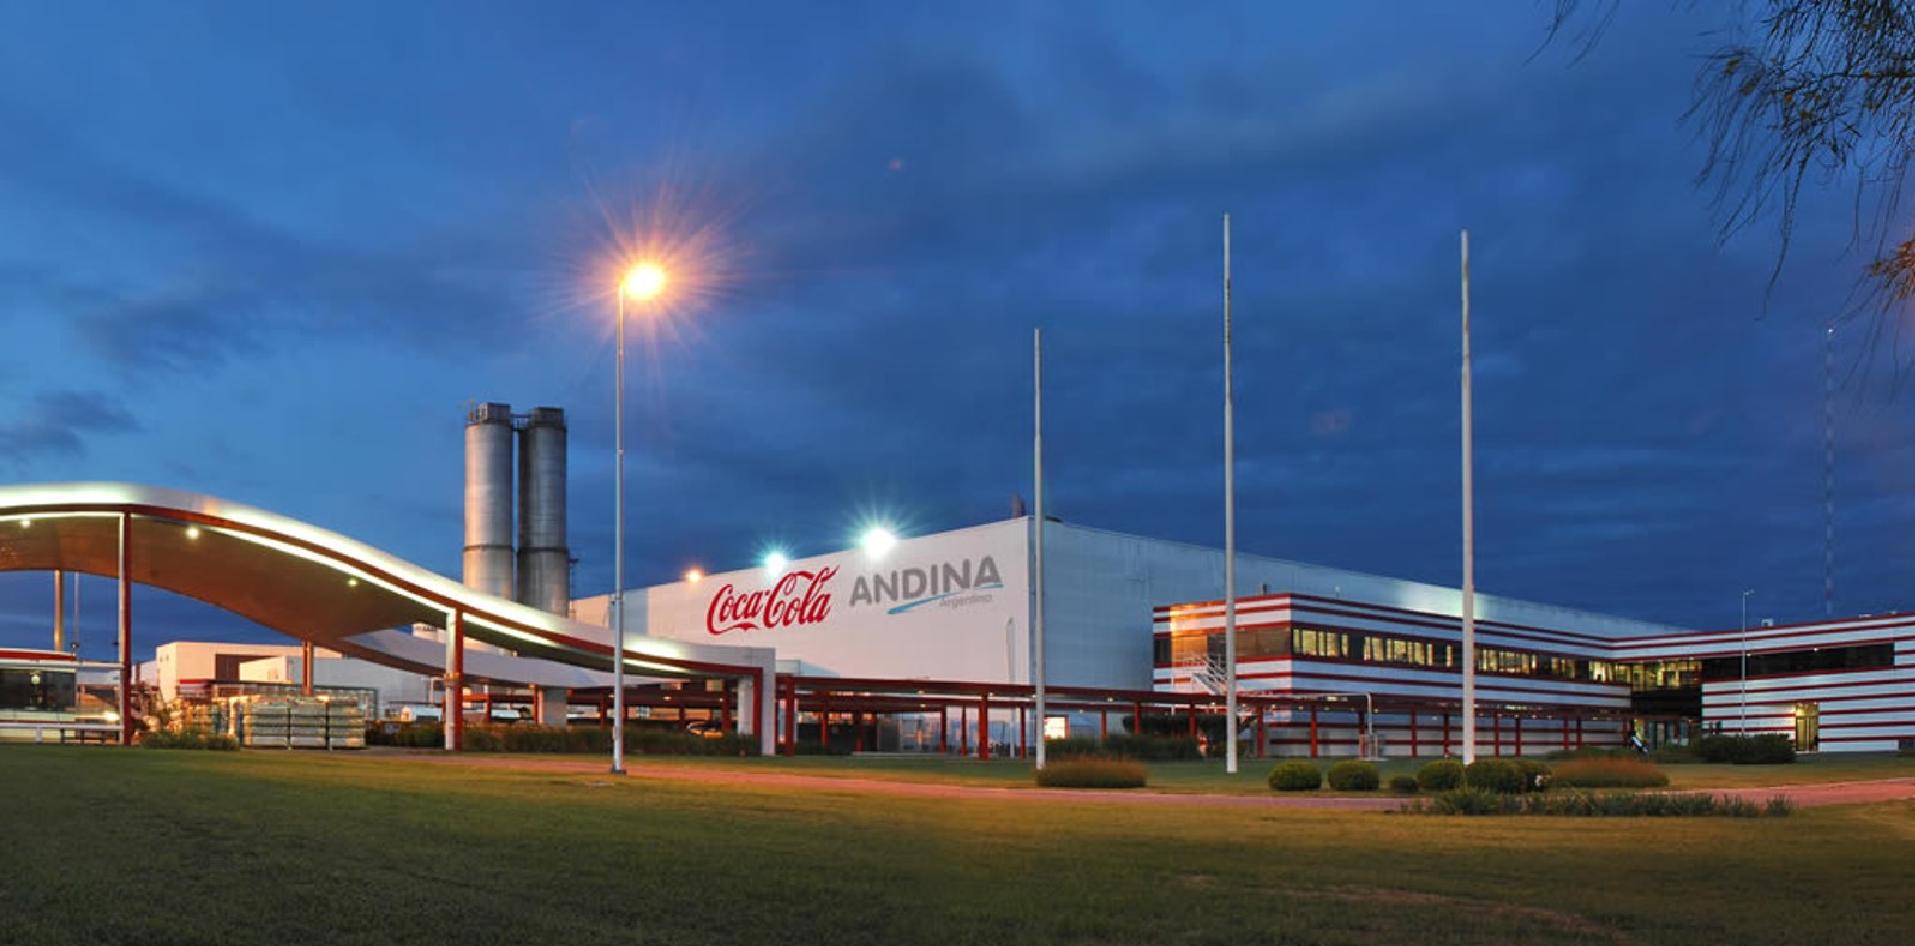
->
[0,389,141,466]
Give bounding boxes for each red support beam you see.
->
[820,696,831,750]
[300,640,314,697]
[785,679,799,756]
[1409,708,1418,759]
[960,706,969,756]
[1562,713,1571,751]
[1514,716,1523,757]
[1576,715,1584,749]
[853,711,864,752]
[978,693,990,759]
[1099,708,1108,743]
[720,681,732,734]
[1309,704,1319,758]
[938,705,948,754]
[1017,705,1027,759]
[1132,703,1142,738]
[1187,703,1197,738]
[117,513,133,746]
[1255,711,1266,758]
[1492,713,1501,757]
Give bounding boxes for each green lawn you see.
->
[601,750,1915,795]
[4,745,1914,945]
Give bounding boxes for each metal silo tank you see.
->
[516,406,570,614]
[462,402,515,598]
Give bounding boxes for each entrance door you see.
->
[1793,702,1820,751]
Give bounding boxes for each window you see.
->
[1699,643,1895,682]
[0,668,78,712]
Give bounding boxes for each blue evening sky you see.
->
[2,2,1910,657]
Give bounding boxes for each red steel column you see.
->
[117,513,133,745]
[446,611,465,752]
[1017,705,1027,758]
[1562,713,1571,751]
[979,694,994,759]
[1255,710,1266,758]
[1576,715,1585,749]
[1187,703,1197,738]
[1132,703,1142,737]
[785,680,799,756]
[938,705,948,754]
[820,696,831,750]
[1492,713,1501,757]
[1408,709,1418,758]
[853,711,864,752]
[960,706,969,756]
[300,640,314,696]
[1099,708,1108,742]
[1309,704,1319,758]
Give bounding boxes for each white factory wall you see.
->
[579,519,1033,682]
[579,516,1685,690]
[238,655,437,713]
[153,641,341,703]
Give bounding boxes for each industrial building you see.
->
[581,516,1915,757]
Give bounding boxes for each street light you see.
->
[612,259,668,775]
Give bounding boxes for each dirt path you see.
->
[349,753,1915,811]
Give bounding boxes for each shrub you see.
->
[1424,787,1508,815]
[462,727,504,752]
[1695,734,1796,765]
[1326,760,1380,791]
[1551,759,1669,789]
[1035,759,1148,789]
[1764,795,1796,817]
[1416,759,1465,791]
[1465,759,1526,794]
[1268,761,1323,792]
[141,731,237,751]
[1101,734,1204,761]
[1408,789,1796,818]
[1512,758,1552,792]
[1044,737,1104,760]
[1387,774,1420,795]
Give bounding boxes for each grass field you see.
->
[600,750,1915,795]
[4,746,1913,945]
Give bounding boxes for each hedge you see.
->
[1326,760,1380,791]
[1695,734,1796,765]
[1387,774,1420,795]
[364,723,756,756]
[1268,761,1323,792]
[1406,789,1795,818]
[1550,759,1669,788]
[1035,759,1148,789]
[141,731,238,751]
[1416,759,1465,791]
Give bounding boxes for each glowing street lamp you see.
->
[859,526,898,559]
[763,550,789,575]
[612,259,669,776]
[683,567,705,584]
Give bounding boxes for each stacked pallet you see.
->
[240,699,292,749]
[325,700,366,749]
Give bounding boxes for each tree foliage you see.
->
[1554,1,1915,342]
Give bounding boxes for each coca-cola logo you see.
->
[706,566,838,636]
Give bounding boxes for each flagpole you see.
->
[1459,229,1477,765]
[1223,213,1239,775]
[1033,327,1047,771]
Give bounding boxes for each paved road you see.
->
[361,753,1915,811]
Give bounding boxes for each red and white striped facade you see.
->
[1616,612,1915,753]
[1153,593,1915,756]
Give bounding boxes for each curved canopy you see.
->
[0,482,773,688]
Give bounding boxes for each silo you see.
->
[516,406,570,615]
[462,402,515,598]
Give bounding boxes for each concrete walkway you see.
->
[358,753,1915,811]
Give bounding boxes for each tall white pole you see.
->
[1459,229,1477,765]
[612,292,628,774]
[1032,327,1047,770]
[1223,213,1240,775]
